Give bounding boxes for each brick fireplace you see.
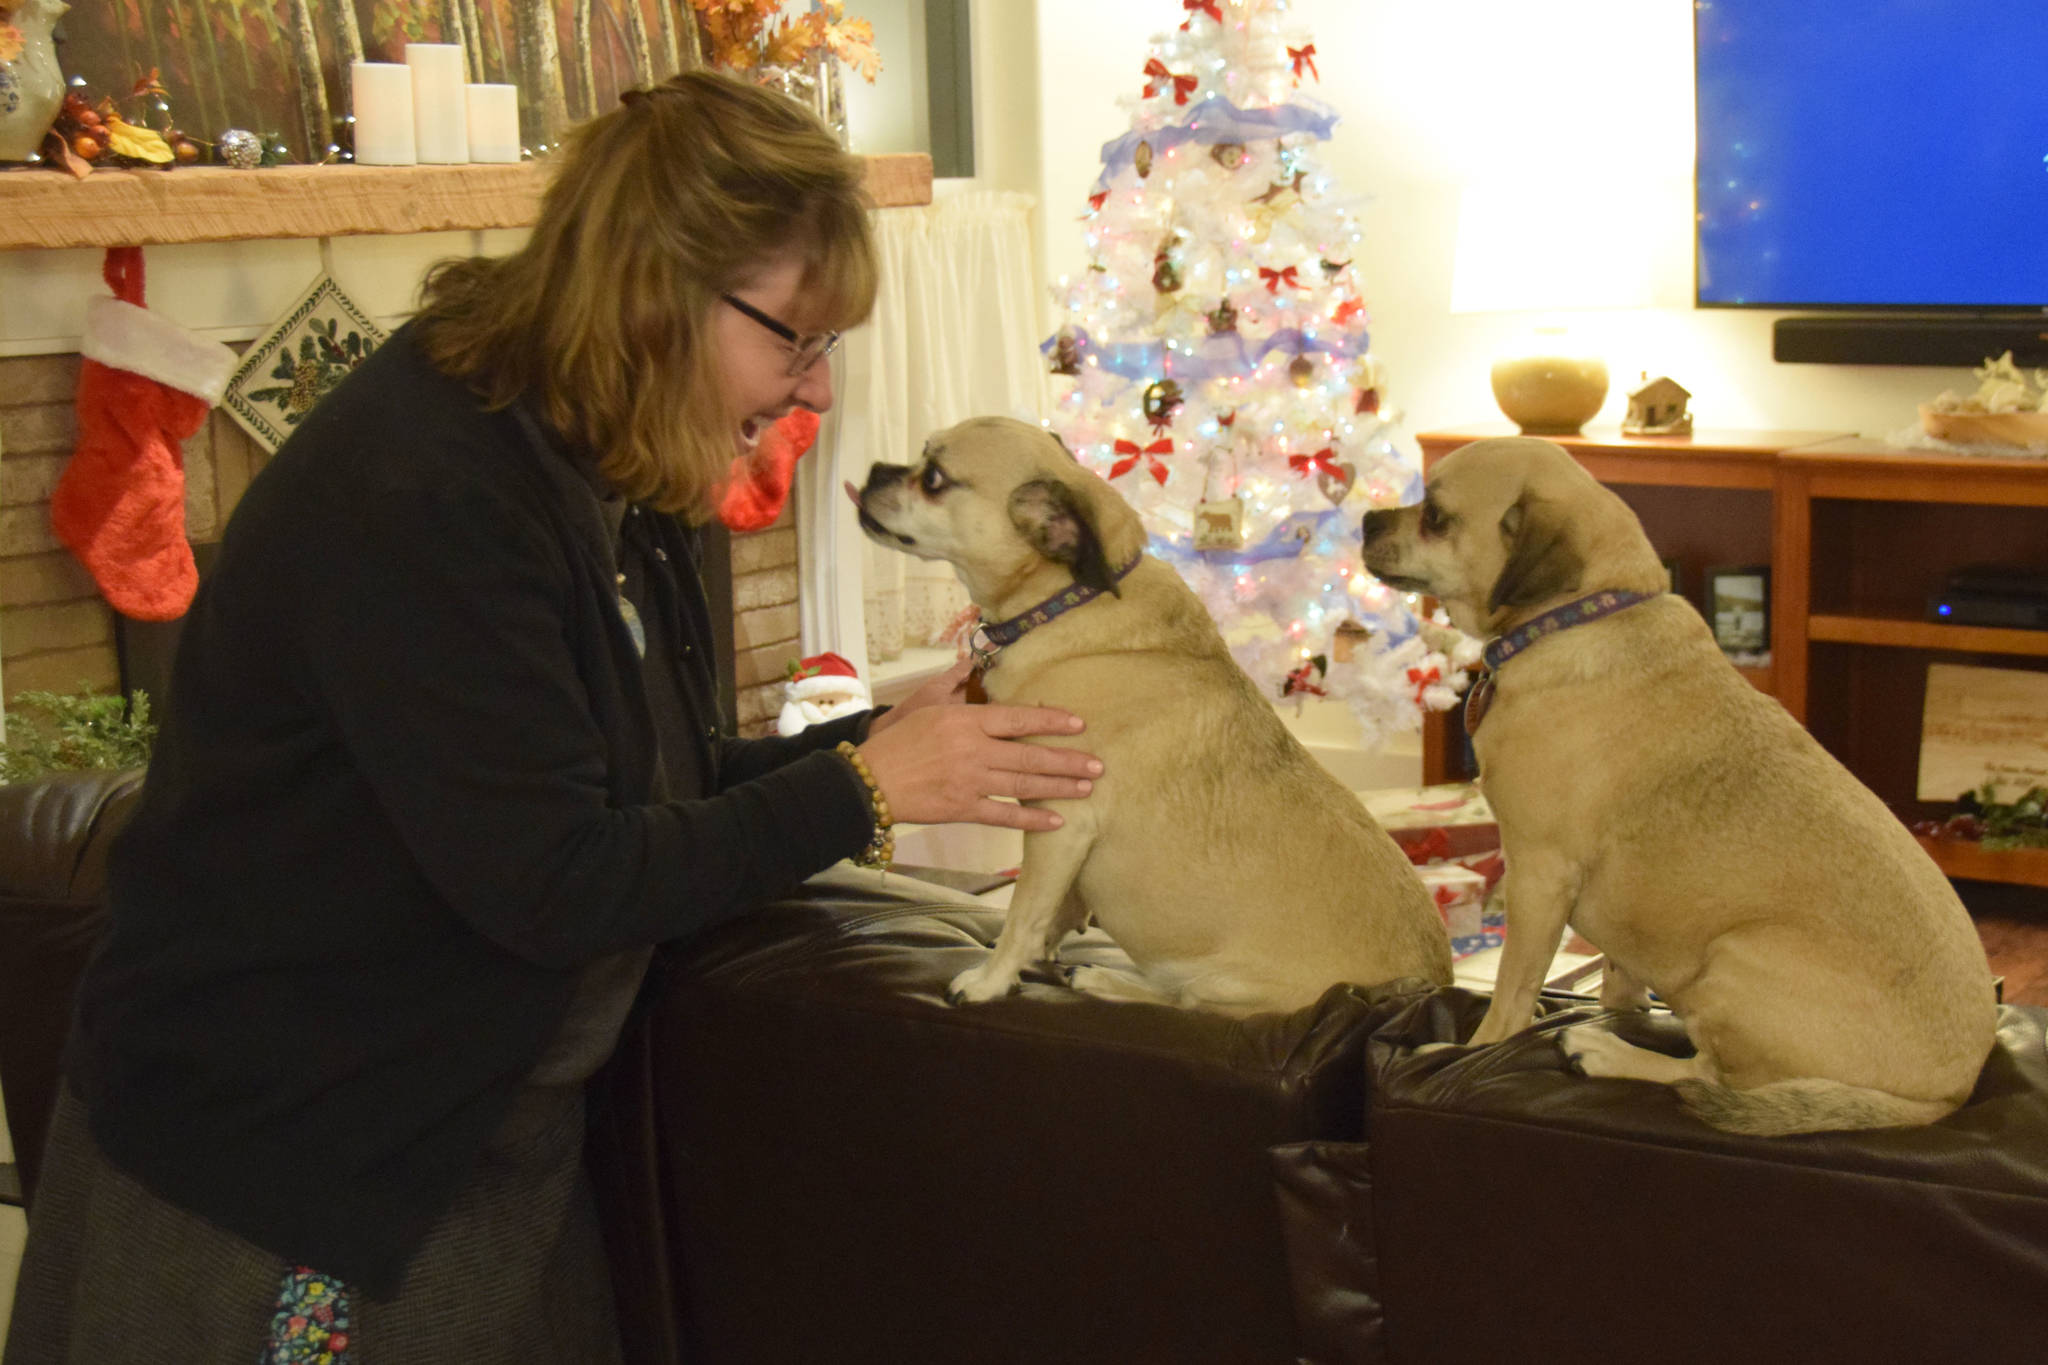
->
[0,349,806,737]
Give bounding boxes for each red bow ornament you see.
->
[1087,191,1108,214]
[1406,665,1441,705]
[1287,447,1341,479]
[1110,436,1175,485]
[1142,57,1199,105]
[1258,265,1300,294]
[1282,661,1329,699]
[1288,44,1319,83]
[1180,0,1222,27]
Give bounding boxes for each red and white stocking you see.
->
[49,246,237,621]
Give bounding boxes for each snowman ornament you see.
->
[776,652,873,736]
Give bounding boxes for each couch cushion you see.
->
[1276,987,2048,1365]
[0,768,145,1207]
[619,867,1421,1365]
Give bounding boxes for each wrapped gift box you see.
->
[1361,782,1503,892]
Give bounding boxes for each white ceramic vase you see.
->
[0,0,70,162]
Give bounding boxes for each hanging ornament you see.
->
[1087,190,1108,214]
[1109,435,1174,485]
[1141,58,1199,106]
[1281,654,1330,700]
[1180,0,1223,29]
[1289,354,1315,388]
[1152,254,1180,293]
[1193,497,1245,551]
[1153,237,1183,293]
[1134,139,1154,178]
[1316,458,1359,505]
[1332,297,1366,327]
[1320,258,1351,280]
[1217,408,1237,429]
[1142,379,1185,431]
[1288,44,1321,84]
[1351,358,1383,415]
[1049,327,1082,377]
[1332,619,1374,664]
[216,127,262,170]
[1287,447,1343,481]
[1206,297,1238,335]
[1254,170,1307,205]
[1210,141,1248,171]
[1259,264,1301,294]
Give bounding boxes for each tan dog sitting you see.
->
[853,416,1452,1016]
[1361,435,1997,1134]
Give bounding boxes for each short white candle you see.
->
[405,43,469,165]
[350,62,416,166]
[465,84,521,164]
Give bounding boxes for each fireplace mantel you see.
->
[0,153,933,251]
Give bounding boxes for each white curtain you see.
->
[849,190,1048,661]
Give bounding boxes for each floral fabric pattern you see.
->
[261,1265,352,1364]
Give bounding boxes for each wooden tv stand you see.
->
[1413,425,2048,890]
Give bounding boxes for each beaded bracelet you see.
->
[836,741,895,870]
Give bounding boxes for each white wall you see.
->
[1025,0,1971,443]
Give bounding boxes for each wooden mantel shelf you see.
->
[0,152,933,251]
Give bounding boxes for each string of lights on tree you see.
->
[1042,0,1473,743]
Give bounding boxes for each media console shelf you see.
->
[1413,426,2048,891]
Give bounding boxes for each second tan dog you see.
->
[1361,435,1996,1134]
[854,416,1452,1016]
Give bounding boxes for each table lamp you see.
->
[1449,182,1670,436]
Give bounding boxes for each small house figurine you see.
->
[1623,374,1693,435]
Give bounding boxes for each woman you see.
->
[5,72,1099,1364]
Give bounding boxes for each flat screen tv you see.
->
[1695,0,2048,365]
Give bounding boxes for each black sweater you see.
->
[71,326,876,1294]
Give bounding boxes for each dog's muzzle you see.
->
[854,464,915,546]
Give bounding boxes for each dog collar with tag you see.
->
[969,551,1144,673]
[1464,588,1658,734]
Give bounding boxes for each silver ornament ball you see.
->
[217,128,262,170]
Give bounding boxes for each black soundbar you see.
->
[1773,313,2048,367]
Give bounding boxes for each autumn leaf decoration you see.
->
[691,0,881,82]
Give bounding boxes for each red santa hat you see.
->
[783,651,863,702]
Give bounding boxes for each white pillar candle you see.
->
[464,84,521,164]
[405,43,469,165]
[350,62,416,166]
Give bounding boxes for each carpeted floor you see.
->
[1961,880,2048,1006]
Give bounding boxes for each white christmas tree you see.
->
[1043,0,1472,744]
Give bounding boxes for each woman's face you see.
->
[716,254,837,455]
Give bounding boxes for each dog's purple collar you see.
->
[1464,589,1658,734]
[970,551,1144,672]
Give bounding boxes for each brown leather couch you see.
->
[7,768,2047,1364]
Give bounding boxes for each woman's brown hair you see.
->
[414,71,878,520]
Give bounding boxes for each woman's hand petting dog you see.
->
[859,680,1100,830]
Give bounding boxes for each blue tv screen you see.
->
[1695,0,2048,311]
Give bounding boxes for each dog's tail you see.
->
[1674,1077,1958,1136]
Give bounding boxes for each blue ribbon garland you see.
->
[1094,95,1342,191]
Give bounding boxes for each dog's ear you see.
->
[1489,493,1581,612]
[1009,478,1119,594]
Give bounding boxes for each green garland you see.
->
[1962,783,2048,851]
[0,686,156,785]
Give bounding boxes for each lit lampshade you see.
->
[1449,182,1677,435]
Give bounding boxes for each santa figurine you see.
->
[776,652,873,736]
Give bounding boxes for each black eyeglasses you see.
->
[719,293,841,376]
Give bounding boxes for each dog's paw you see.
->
[947,960,1021,1005]
[1559,1023,1635,1077]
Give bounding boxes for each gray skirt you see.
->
[4,1085,624,1365]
